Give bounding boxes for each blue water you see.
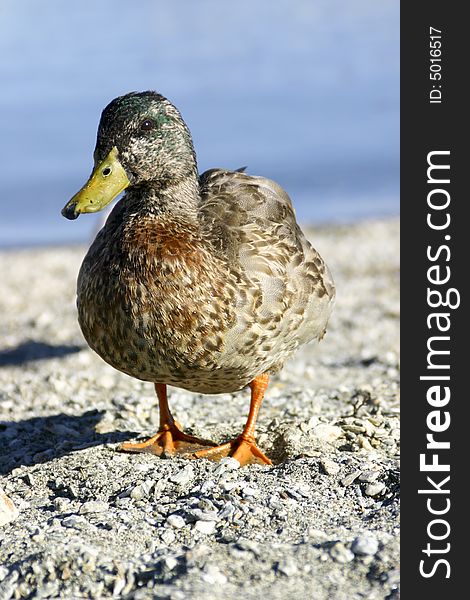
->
[0,0,399,248]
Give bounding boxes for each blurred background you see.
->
[0,0,398,248]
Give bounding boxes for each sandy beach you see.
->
[0,218,399,599]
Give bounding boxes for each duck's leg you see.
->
[119,383,217,456]
[193,373,272,466]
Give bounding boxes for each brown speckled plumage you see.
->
[78,165,334,393]
[65,91,335,465]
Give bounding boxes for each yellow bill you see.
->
[61,146,130,220]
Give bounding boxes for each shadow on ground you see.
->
[0,410,137,474]
[0,340,83,367]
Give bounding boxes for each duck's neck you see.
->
[124,175,200,222]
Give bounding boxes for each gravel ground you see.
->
[0,218,400,600]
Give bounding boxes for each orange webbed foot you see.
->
[193,436,272,466]
[119,421,217,457]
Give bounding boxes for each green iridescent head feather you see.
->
[62,91,197,219]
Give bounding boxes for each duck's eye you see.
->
[140,119,156,131]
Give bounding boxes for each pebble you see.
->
[186,508,219,522]
[214,457,241,474]
[0,488,19,526]
[373,428,388,439]
[164,556,178,571]
[130,479,154,500]
[358,470,381,483]
[363,421,376,437]
[218,502,236,521]
[222,481,238,492]
[351,534,379,556]
[169,465,194,485]
[94,420,115,434]
[79,501,109,514]
[307,416,320,429]
[219,530,238,544]
[160,529,176,545]
[364,482,386,497]
[199,480,216,494]
[341,470,362,486]
[194,520,216,535]
[357,435,374,451]
[233,539,261,556]
[342,424,365,434]
[307,529,329,542]
[329,542,355,563]
[61,515,86,529]
[320,459,340,476]
[312,424,343,443]
[167,514,186,529]
[201,565,227,585]
[53,497,71,512]
[386,568,400,587]
[112,576,126,597]
[277,559,298,576]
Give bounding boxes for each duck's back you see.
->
[199,169,335,376]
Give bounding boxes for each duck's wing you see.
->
[199,169,335,356]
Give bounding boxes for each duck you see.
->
[61,91,335,466]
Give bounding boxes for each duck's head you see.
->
[62,91,196,220]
